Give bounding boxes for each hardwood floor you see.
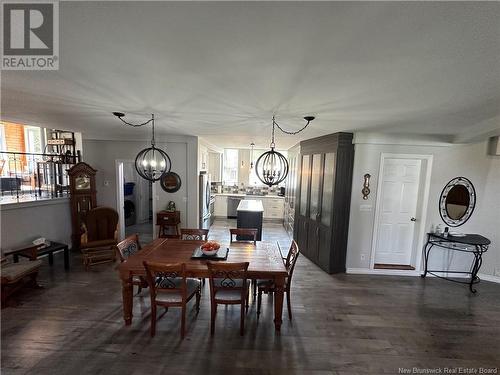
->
[2,220,499,374]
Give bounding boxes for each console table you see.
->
[421,233,490,293]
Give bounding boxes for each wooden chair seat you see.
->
[154,278,200,303]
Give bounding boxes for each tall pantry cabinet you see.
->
[294,133,354,273]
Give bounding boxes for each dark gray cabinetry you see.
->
[293,133,354,273]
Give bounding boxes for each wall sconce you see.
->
[362,173,371,200]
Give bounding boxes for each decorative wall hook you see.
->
[362,173,371,200]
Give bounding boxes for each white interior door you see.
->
[374,158,422,265]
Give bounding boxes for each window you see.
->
[223,149,238,185]
[25,126,43,153]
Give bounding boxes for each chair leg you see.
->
[181,304,186,339]
[257,289,263,317]
[252,279,257,298]
[195,288,201,313]
[286,290,292,320]
[210,303,217,336]
[240,300,245,336]
[137,285,142,295]
[150,304,157,337]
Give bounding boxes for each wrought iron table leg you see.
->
[421,241,433,278]
[469,246,483,293]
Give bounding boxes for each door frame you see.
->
[115,160,157,241]
[369,153,433,272]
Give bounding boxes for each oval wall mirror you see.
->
[439,177,476,227]
[160,172,182,193]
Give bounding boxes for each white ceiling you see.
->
[2,1,500,149]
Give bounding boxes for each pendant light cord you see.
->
[272,115,313,136]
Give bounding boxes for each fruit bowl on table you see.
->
[200,241,221,256]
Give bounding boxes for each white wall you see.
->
[346,137,500,277]
[82,135,199,231]
[0,199,72,250]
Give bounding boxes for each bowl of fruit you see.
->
[200,241,221,256]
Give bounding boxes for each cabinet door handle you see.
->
[411,217,416,222]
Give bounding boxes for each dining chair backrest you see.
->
[143,261,187,302]
[180,228,209,241]
[285,240,300,289]
[229,228,257,245]
[207,261,249,300]
[116,234,141,262]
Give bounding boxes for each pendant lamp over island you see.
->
[112,112,172,182]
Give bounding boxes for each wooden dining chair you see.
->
[257,240,300,320]
[180,228,209,241]
[143,261,201,339]
[229,228,258,245]
[207,261,249,336]
[116,234,147,294]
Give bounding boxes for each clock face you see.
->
[75,176,90,190]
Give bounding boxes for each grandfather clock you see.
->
[68,162,97,250]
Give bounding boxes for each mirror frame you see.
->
[439,176,476,227]
[160,171,182,193]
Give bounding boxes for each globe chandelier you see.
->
[112,112,172,182]
[255,115,315,187]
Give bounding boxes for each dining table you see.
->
[118,238,288,332]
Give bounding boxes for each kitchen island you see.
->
[236,199,264,241]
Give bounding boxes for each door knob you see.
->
[411,217,416,222]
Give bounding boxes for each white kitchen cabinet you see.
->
[214,195,228,217]
[208,152,222,182]
[199,144,209,171]
[262,197,284,220]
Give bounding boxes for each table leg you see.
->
[64,246,69,270]
[13,254,19,263]
[122,278,133,325]
[48,252,54,266]
[273,276,285,333]
[421,241,433,278]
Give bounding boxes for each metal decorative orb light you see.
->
[255,115,314,187]
[112,112,171,182]
[135,145,171,182]
[255,147,289,187]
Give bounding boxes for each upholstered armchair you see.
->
[80,206,119,269]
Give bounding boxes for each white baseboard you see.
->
[346,268,500,284]
[479,273,500,283]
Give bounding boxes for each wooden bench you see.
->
[1,246,42,307]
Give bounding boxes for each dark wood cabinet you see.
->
[293,133,354,273]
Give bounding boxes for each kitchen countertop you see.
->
[236,199,264,212]
[213,193,284,199]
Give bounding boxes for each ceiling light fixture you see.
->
[255,115,314,186]
[112,112,171,182]
[250,142,255,169]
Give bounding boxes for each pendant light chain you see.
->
[112,112,171,182]
[272,115,314,136]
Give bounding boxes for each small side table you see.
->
[156,210,181,238]
[11,241,70,270]
[421,233,490,293]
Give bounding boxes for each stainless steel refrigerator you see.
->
[199,172,211,229]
